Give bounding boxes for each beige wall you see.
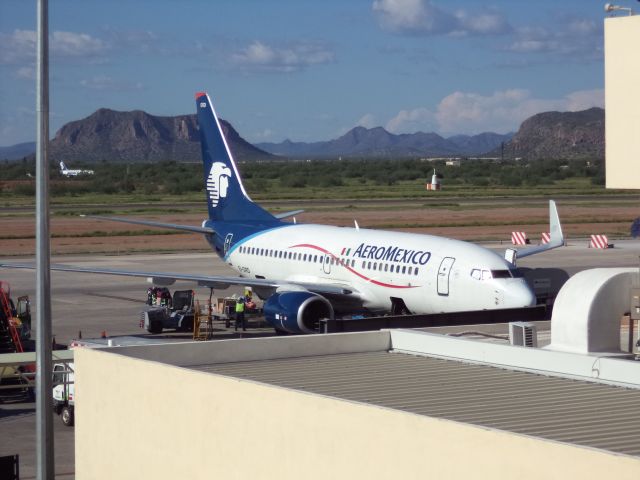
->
[75,347,640,480]
[605,16,640,189]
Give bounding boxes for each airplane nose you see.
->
[506,283,536,308]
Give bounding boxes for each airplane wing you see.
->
[504,200,564,264]
[81,215,216,234]
[0,262,357,297]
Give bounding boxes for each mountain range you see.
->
[0,106,604,162]
[256,129,512,158]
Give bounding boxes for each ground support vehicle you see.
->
[52,362,75,426]
[141,289,195,334]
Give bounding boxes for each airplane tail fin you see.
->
[60,161,67,171]
[195,92,276,224]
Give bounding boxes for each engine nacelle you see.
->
[264,291,334,334]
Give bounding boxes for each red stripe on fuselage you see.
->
[290,243,419,289]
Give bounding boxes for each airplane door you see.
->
[224,233,233,255]
[323,254,332,274]
[437,257,455,296]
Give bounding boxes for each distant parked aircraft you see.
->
[59,161,94,177]
[3,93,565,334]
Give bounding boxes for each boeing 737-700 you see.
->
[59,161,94,177]
[2,93,564,334]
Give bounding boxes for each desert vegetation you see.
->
[0,156,607,204]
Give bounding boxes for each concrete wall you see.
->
[75,347,640,480]
[605,15,640,189]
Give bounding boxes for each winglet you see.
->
[548,200,564,247]
[505,200,565,264]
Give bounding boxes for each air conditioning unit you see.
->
[509,322,538,348]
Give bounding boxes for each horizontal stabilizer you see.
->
[274,209,304,220]
[81,215,215,235]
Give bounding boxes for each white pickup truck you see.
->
[52,362,75,426]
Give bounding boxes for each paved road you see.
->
[2,241,640,478]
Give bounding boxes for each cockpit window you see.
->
[481,270,491,280]
[490,270,512,279]
[470,269,481,280]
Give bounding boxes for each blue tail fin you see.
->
[195,92,276,223]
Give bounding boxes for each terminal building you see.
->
[605,14,640,189]
[75,329,640,479]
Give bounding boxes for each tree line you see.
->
[0,156,605,197]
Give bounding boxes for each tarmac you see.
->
[2,239,640,478]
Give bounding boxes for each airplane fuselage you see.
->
[218,223,535,315]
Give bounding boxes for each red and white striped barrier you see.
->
[589,234,610,249]
[540,232,550,244]
[511,231,528,246]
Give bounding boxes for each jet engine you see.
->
[264,291,334,334]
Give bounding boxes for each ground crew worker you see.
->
[235,296,246,331]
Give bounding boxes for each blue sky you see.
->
[0,0,609,146]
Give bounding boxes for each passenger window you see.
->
[414,268,419,276]
[367,262,372,269]
[303,254,307,261]
[402,266,406,274]
[384,264,388,272]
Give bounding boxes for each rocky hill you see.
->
[46,108,272,163]
[502,107,604,160]
[257,128,512,158]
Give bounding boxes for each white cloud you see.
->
[15,67,35,80]
[79,75,143,91]
[564,89,604,111]
[356,113,377,128]
[252,128,276,141]
[231,41,334,73]
[0,29,108,65]
[507,18,602,61]
[382,88,604,135]
[372,0,510,36]
[385,107,435,133]
[52,31,106,57]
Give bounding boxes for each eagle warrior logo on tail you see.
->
[207,161,232,207]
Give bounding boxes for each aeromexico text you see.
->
[350,243,431,265]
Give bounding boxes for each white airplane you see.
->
[59,161,94,177]
[3,92,564,334]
